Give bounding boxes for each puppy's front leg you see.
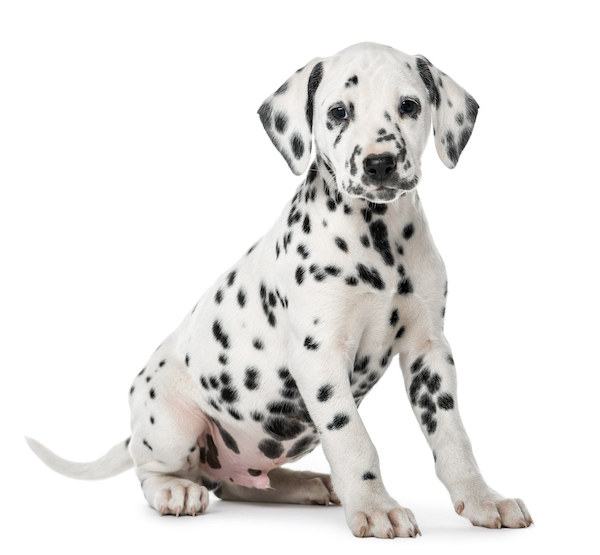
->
[398,334,533,529]
[289,336,419,539]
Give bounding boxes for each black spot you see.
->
[354,355,370,374]
[274,112,288,134]
[212,320,230,349]
[368,202,388,215]
[362,471,376,480]
[398,278,414,295]
[220,386,238,404]
[200,376,209,390]
[395,326,406,340]
[287,206,302,227]
[267,401,298,415]
[295,266,305,285]
[129,385,135,396]
[345,75,358,87]
[390,309,399,327]
[291,133,305,160]
[361,207,372,223]
[327,198,337,211]
[380,347,392,367]
[185,354,190,367]
[159,360,166,367]
[227,271,237,287]
[327,413,350,431]
[143,439,153,451]
[369,220,394,266]
[251,411,264,422]
[437,393,455,410]
[220,371,231,385]
[297,244,310,259]
[317,384,333,402]
[209,376,219,389]
[218,353,228,365]
[244,367,260,390]
[150,416,155,424]
[421,409,437,435]
[416,57,441,108]
[306,62,323,131]
[360,234,370,247]
[248,469,262,477]
[252,338,264,350]
[258,438,284,459]
[446,131,458,165]
[403,223,415,240]
[263,416,305,441]
[149,388,155,399]
[125,437,131,447]
[214,420,240,454]
[357,264,385,290]
[286,435,314,458]
[411,356,424,374]
[304,336,319,350]
[419,392,437,413]
[206,434,221,469]
[447,354,455,365]
[302,214,311,234]
[335,237,348,252]
[209,399,221,411]
[324,265,341,276]
[345,276,358,286]
[237,289,246,308]
[268,291,277,307]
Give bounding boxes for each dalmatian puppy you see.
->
[27,42,533,539]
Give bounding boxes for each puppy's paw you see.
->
[347,503,420,538]
[455,493,532,529]
[154,481,209,516]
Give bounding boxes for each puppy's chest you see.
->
[275,189,419,299]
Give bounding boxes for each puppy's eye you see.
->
[330,106,348,120]
[400,98,419,115]
[400,99,419,115]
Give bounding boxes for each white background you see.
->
[1,1,598,553]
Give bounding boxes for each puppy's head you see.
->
[258,42,478,204]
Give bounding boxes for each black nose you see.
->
[363,153,397,181]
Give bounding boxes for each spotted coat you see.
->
[27,42,532,538]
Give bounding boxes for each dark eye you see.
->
[400,99,419,115]
[330,106,348,120]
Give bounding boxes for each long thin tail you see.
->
[25,436,134,480]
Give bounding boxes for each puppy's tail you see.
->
[25,436,134,480]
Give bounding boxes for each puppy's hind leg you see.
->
[129,357,210,516]
[215,467,340,506]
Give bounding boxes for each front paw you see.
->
[454,492,533,529]
[347,501,420,538]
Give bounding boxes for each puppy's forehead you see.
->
[320,43,419,100]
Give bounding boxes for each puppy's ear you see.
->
[415,56,479,169]
[258,58,324,175]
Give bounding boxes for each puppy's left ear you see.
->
[258,57,324,175]
[415,56,479,169]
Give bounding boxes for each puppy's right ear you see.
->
[258,57,323,176]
